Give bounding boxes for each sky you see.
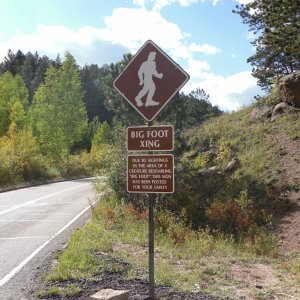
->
[0,0,260,111]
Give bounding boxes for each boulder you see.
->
[271,102,293,121]
[91,289,130,300]
[198,166,217,176]
[225,157,239,172]
[199,149,215,156]
[251,105,273,121]
[279,71,300,108]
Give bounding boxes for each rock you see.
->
[90,289,130,300]
[251,105,272,120]
[271,102,292,121]
[198,166,217,176]
[225,158,239,172]
[199,149,215,156]
[279,71,300,108]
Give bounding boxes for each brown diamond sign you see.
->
[113,40,190,121]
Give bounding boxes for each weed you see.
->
[36,287,60,298]
[64,285,82,296]
[36,285,81,299]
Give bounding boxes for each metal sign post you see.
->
[147,120,155,300]
[148,193,155,299]
[113,40,189,300]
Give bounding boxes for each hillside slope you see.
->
[184,104,300,252]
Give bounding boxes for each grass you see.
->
[192,106,281,186]
[41,191,300,300]
[45,222,114,281]
[274,112,300,140]
[281,252,300,285]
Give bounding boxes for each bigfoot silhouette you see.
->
[135,51,163,107]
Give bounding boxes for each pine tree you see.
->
[80,64,113,123]
[233,0,300,90]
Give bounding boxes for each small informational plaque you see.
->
[127,154,174,193]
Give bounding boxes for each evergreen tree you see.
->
[101,53,144,126]
[0,50,61,102]
[233,0,300,90]
[0,50,26,76]
[159,88,219,128]
[21,53,36,101]
[80,64,114,123]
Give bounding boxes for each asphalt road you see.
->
[0,178,97,299]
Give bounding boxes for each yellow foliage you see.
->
[192,153,210,169]
[91,143,117,172]
[216,138,232,164]
[0,123,48,185]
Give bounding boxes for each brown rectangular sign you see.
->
[127,125,174,151]
[127,154,174,193]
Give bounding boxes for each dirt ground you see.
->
[274,125,300,253]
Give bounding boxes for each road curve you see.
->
[0,178,97,299]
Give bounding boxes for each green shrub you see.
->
[156,209,192,244]
[91,125,129,202]
[242,226,279,257]
[192,152,211,169]
[59,151,95,178]
[92,121,113,147]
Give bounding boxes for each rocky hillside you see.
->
[182,72,300,252]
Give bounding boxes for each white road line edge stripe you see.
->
[0,197,100,287]
[19,213,73,216]
[0,184,85,217]
[29,202,83,205]
[0,220,53,222]
[0,237,47,240]
[15,210,48,212]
